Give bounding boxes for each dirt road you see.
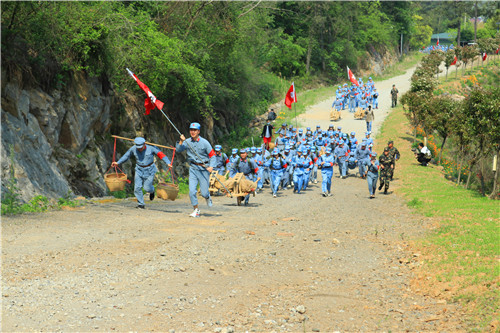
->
[2,66,464,332]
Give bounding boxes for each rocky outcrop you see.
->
[1,70,117,201]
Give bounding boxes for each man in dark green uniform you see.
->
[378,147,395,194]
[386,140,400,181]
[391,84,399,107]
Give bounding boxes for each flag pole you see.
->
[157,108,233,197]
[126,68,232,197]
[294,102,297,129]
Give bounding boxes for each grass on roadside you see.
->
[375,105,499,331]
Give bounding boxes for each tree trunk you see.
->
[490,150,499,199]
[438,135,447,165]
[474,1,478,43]
[478,169,486,196]
[305,40,312,75]
[457,155,462,185]
[446,67,448,80]
[457,19,461,46]
[466,159,476,189]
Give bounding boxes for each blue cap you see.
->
[311,147,316,152]
[240,148,248,153]
[215,145,222,151]
[339,140,344,144]
[351,131,355,136]
[273,148,279,155]
[189,122,201,130]
[343,133,347,138]
[371,152,377,157]
[297,148,303,153]
[365,131,370,135]
[307,127,311,131]
[285,148,290,152]
[232,148,238,154]
[369,77,372,80]
[257,147,262,152]
[250,147,256,153]
[360,142,366,146]
[316,125,320,128]
[134,137,146,147]
[337,126,342,130]
[282,123,287,126]
[326,147,332,153]
[299,129,303,133]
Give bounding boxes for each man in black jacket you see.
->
[261,119,274,150]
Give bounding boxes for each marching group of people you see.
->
[111,75,414,217]
[330,77,379,124]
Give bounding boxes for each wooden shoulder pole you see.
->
[112,135,175,150]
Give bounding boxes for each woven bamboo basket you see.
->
[268,142,276,150]
[157,182,179,201]
[104,173,127,192]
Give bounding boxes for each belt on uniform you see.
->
[191,162,208,166]
[138,162,153,168]
[271,167,282,170]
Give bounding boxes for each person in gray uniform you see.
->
[112,137,172,209]
[176,122,217,218]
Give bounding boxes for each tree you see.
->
[427,96,461,164]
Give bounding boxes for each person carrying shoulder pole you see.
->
[112,137,172,209]
[176,122,217,218]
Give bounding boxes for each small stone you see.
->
[214,328,222,333]
[209,266,215,271]
[312,329,320,332]
[296,305,306,314]
[313,239,321,242]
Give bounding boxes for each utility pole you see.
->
[400,33,403,58]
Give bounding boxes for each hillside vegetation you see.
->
[2,1,415,128]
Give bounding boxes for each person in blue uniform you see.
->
[228,148,239,178]
[348,88,357,113]
[355,142,371,178]
[302,147,313,190]
[318,147,335,197]
[365,152,380,198]
[231,148,258,205]
[213,145,229,175]
[365,131,374,149]
[346,151,357,175]
[112,137,172,209]
[264,148,288,197]
[372,88,379,109]
[334,140,348,179]
[349,132,358,152]
[281,147,294,189]
[292,148,308,194]
[254,147,266,192]
[309,146,319,184]
[176,123,217,217]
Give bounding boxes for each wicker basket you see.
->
[157,182,179,201]
[268,142,276,150]
[104,173,127,192]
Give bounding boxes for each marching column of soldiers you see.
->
[115,77,400,217]
[212,124,399,202]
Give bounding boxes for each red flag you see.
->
[450,55,457,66]
[284,82,297,109]
[437,37,439,46]
[126,68,164,115]
[347,66,359,87]
[496,47,499,54]
[482,53,487,61]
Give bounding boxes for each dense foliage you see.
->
[2,1,416,126]
[401,44,500,198]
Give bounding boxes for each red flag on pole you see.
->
[284,82,297,109]
[482,53,487,61]
[437,37,439,46]
[126,68,164,115]
[450,55,457,66]
[496,47,499,54]
[347,66,359,87]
